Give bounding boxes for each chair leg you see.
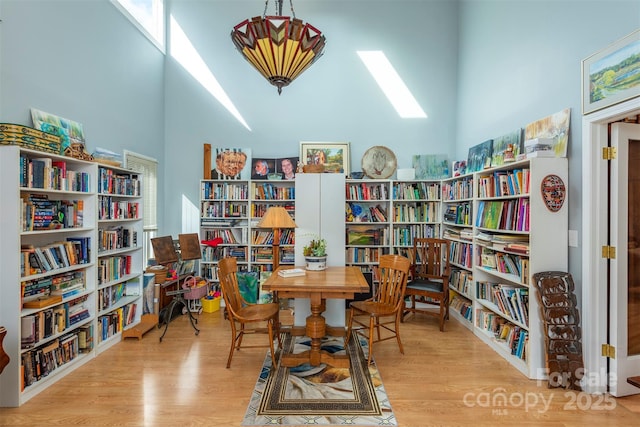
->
[367,315,375,365]
[226,320,237,368]
[395,311,404,354]
[267,321,276,367]
[345,308,354,346]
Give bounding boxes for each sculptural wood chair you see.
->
[218,257,281,368]
[403,237,451,331]
[346,254,411,365]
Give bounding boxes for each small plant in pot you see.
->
[303,237,327,271]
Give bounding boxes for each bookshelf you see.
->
[390,180,441,257]
[441,174,474,330]
[199,180,250,284]
[471,158,567,379]
[96,165,144,351]
[0,146,97,407]
[345,179,391,282]
[249,180,296,272]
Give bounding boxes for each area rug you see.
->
[242,332,397,426]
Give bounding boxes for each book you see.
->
[278,268,306,277]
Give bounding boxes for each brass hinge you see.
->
[602,245,617,259]
[602,344,616,359]
[602,147,617,160]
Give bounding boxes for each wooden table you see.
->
[262,266,369,368]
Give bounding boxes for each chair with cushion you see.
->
[218,257,281,368]
[403,237,451,331]
[345,254,411,365]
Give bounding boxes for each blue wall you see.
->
[2,0,640,296]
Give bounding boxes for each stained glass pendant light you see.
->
[231,0,326,94]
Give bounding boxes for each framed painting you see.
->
[582,29,640,114]
[491,129,522,167]
[300,142,350,175]
[412,154,449,179]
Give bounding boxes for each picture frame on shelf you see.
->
[491,129,522,167]
[582,29,640,115]
[210,147,252,180]
[300,142,350,175]
[250,156,299,180]
[466,140,493,173]
[524,108,570,158]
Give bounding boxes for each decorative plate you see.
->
[361,146,397,179]
[540,174,566,212]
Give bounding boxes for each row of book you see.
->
[477,168,531,198]
[97,167,141,196]
[394,201,439,223]
[442,226,473,241]
[346,182,389,201]
[98,282,125,311]
[442,177,473,201]
[476,198,530,232]
[450,269,473,297]
[201,181,249,200]
[21,327,92,390]
[251,228,295,245]
[252,183,294,200]
[479,247,529,283]
[20,237,91,277]
[97,226,138,252]
[476,309,528,360]
[450,294,472,322]
[201,201,247,218]
[98,303,137,342]
[251,203,294,219]
[346,202,388,223]
[391,182,440,201]
[477,281,529,326]
[392,224,440,247]
[201,228,246,245]
[449,241,473,268]
[97,255,132,285]
[98,197,140,220]
[201,245,248,263]
[346,247,381,264]
[21,194,84,231]
[443,202,471,225]
[20,154,91,192]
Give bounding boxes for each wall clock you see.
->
[361,146,397,179]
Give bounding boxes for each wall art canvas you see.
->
[300,142,350,175]
[412,154,449,179]
[452,160,467,177]
[211,147,252,180]
[583,29,640,114]
[491,129,523,167]
[30,108,86,154]
[467,140,493,173]
[251,156,299,180]
[524,108,570,158]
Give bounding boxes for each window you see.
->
[124,150,158,262]
[112,0,165,52]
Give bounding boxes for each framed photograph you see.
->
[582,29,640,114]
[300,142,350,175]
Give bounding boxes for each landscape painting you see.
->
[524,108,570,158]
[583,29,640,114]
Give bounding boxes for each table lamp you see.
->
[256,206,297,270]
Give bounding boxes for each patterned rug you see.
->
[242,332,397,426]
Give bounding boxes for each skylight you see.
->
[169,15,251,131]
[357,51,427,119]
[112,0,165,52]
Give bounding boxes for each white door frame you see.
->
[582,97,640,394]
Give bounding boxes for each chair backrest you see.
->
[218,257,244,315]
[375,254,411,308]
[411,238,451,282]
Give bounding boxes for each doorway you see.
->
[583,98,640,396]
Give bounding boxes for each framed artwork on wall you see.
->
[300,142,350,175]
[582,29,640,114]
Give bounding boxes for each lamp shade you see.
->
[231,14,326,94]
[256,206,297,229]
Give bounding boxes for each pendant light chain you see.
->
[262,0,296,18]
[289,0,296,19]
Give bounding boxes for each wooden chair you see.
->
[403,237,451,331]
[345,254,411,365]
[218,257,281,368]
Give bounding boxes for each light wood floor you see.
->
[2,309,640,427]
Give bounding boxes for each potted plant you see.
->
[303,237,327,271]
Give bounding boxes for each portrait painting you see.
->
[211,147,252,180]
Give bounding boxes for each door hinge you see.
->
[602,343,616,359]
[602,147,617,160]
[602,245,617,259]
